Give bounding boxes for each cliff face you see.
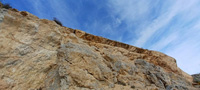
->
[0,8,198,90]
[192,74,200,88]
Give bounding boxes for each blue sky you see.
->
[1,0,200,74]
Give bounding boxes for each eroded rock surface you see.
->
[0,8,198,90]
[192,74,200,88]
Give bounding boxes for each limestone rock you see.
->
[0,8,198,90]
[193,74,200,83]
[192,74,200,88]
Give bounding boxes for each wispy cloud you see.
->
[149,32,178,51]
[108,0,200,74]
[166,40,200,74]
[26,0,79,28]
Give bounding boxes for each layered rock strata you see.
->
[0,8,198,90]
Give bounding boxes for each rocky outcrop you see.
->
[193,74,200,83]
[192,74,200,88]
[0,8,198,90]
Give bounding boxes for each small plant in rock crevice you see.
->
[53,17,63,26]
[0,2,12,9]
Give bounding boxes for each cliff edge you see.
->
[0,8,198,90]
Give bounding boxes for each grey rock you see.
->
[6,59,22,66]
[128,65,137,75]
[166,85,173,90]
[109,83,115,88]
[192,73,200,83]
[0,8,8,23]
[16,45,33,56]
[45,66,60,90]
[113,60,126,71]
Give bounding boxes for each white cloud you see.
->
[108,0,159,23]
[26,0,79,28]
[134,0,199,47]
[17,0,200,74]
[109,0,200,74]
[168,20,200,74]
[166,40,200,74]
[149,32,178,51]
[109,0,199,47]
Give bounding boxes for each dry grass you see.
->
[11,8,19,12]
[0,2,3,8]
[53,17,62,26]
[20,11,28,16]
[1,3,12,9]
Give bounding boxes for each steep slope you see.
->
[0,8,198,90]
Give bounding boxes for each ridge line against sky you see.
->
[1,0,200,74]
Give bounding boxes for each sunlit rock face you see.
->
[0,8,198,90]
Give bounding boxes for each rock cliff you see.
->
[192,74,200,88]
[0,8,198,90]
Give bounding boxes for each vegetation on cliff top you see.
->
[0,1,12,9]
[53,17,63,26]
